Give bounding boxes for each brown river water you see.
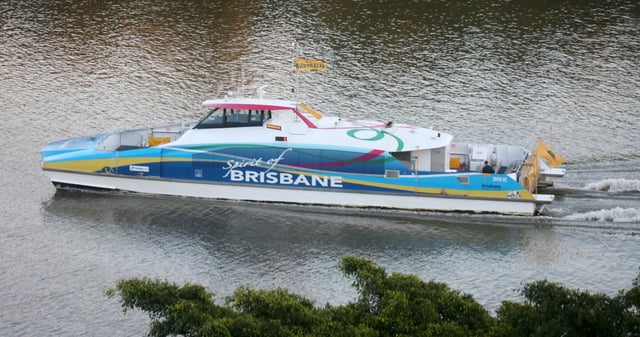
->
[1,1,639,335]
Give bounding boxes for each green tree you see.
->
[339,255,495,336]
[226,286,318,336]
[107,257,640,337]
[105,277,234,336]
[496,276,640,337]
[622,271,640,335]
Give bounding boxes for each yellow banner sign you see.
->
[295,57,327,72]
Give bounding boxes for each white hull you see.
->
[45,170,538,216]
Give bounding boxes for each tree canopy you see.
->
[106,256,640,337]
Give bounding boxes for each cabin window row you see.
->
[195,108,270,128]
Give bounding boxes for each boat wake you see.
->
[563,207,640,224]
[583,178,640,193]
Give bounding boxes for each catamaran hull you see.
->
[44,170,538,215]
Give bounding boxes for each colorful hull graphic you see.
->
[42,142,535,204]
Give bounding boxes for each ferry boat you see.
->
[40,91,565,216]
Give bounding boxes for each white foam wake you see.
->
[583,178,640,193]
[563,207,640,223]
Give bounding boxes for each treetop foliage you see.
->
[106,256,640,337]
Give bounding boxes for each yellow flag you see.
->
[295,57,327,72]
[534,140,565,167]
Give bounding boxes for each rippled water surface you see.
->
[1,1,639,335]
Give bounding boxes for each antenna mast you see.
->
[291,40,299,104]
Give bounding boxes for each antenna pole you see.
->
[240,67,245,96]
[292,41,299,104]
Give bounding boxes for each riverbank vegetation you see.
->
[106,256,640,337]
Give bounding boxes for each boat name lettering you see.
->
[222,148,292,178]
[492,176,507,183]
[482,184,501,189]
[228,170,343,188]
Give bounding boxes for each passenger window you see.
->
[195,108,264,129]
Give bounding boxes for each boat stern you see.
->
[534,193,555,214]
[534,193,555,204]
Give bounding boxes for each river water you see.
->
[1,1,639,335]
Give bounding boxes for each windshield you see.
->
[194,108,267,129]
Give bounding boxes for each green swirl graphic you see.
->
[346,128,404,151]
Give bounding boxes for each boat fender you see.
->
[522,175,531,191]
